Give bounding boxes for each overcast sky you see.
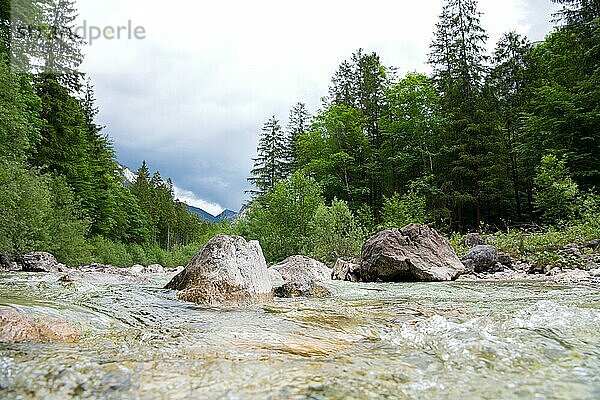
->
[76,0,560,215]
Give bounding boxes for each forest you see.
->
[1,0,599,267]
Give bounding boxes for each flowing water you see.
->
[1,271,599,399]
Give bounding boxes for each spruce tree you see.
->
[39,0,83,83]
[248,116,288,197]
[428,0,491,229]
[285,102,310,175]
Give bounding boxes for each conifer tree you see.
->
[248,116,288,197]
[285,102,310,175]
[428,0,491,229]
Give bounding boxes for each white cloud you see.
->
[173,186,224,216]
[75,0,558,210]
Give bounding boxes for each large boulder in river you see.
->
[165,235,273,305]
[272,256,332,298]
[359,224,466,282]
[22,252,67,273]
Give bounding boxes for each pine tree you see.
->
[38,0,84,89]
[428,0,491,229]
[285,102,310,175]
[327,49,389,219]
[248,116,288,197]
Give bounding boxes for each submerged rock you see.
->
[0,306,80,343]
[359,224,466,282]
[331,259,360,282]
[272,256,332,298]
[165,235,273,305]
[22,252,67,273]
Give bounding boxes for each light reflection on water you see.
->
[1,272,599,399]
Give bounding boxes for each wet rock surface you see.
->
[271,256,332,298]
[331,259,360,282]
[359,224,466,282]
[165,235,273,305]
[0,306,80,343]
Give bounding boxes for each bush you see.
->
[380,190,427,230]
[237,172,325,263]
[0,161,91,265]
[309,199,366,265]
[533,154,580,224]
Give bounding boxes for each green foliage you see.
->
[0,161,90,265]
[248,116,289,197]
[533,154,580,223]
[309,199,366,265]
[380,191,427,230]
[237,172,325,263]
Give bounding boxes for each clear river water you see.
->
[1,272,599,399]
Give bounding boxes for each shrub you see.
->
[380,190,427,230]
[533,154,580,224]
[237,172,325,263]
[309,199,366,265]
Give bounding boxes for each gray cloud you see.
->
[77,0,558,212]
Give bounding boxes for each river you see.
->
[1,272,599,399]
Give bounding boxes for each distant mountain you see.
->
[187,205,238,223]
[118,164,137,188]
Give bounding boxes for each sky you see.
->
[75,0,560,216]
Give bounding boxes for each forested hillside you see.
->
[0,0,221,266]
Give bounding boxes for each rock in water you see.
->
[165,235,273,305]
[0,306,80,343]
[332,259,360,282]
[22,252,67,273]
[359,224,466,282]
[272,256,332,298]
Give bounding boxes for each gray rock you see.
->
[559,243,581,256]
[462,245,502,273]
[1,252,11,271]
[497,252,513,268]
[582,253,600,270]
[268,268,285,289]
[332,259,360,282]
[130,264,145,274]
[585,239,600,250]
[589,268,600,277]
[165,235,273,305]
[272,255,332,298]
[145,264,165,274]
[22,252,67,273]
[464,233,485,248]
[359,224,466,282]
